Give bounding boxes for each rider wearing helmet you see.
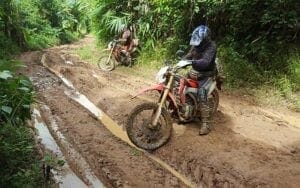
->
[184,25,217,135]
[118,25,132,53]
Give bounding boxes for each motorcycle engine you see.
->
[179,95,196,120]
[119,51,131,66]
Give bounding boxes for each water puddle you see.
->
[58,75,75,89]
[60,54,74,65]
[64,90,132,145]
[66,61,74,65]
[33,109,88,188]
[42,54,196,187]
[64,88,195,188]
[40,105,105,188]
[41,54,75,89]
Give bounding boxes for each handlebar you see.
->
[113,39,127,43]
[173,60,193,72]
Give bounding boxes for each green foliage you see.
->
[92,0,192,49]
[218,45,263,88]
[0,33,20,59]
[0,60,34,126]
[0,60,40,186]
[92,0,299,104]
[136,43,168,68]
[288,52,300,91]
[92,0,298,64]
[43,154,65,168]
[275,76,296,97]
[74,41,103,64]
[0,123,42,187]
[0,0,90,52]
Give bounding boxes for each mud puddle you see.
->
[20,51,188,187]
[43,49,295,186]
[20,37,300,187]
[33,108,104,188]
[33,108,88,187]
[41,55,196,187]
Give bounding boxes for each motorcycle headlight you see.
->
[155,66,169,83]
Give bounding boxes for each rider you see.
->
[119,25,138,57]
[184,25,217,135]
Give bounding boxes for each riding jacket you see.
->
[184,40,217,73]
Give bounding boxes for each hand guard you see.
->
[176,60,191,68]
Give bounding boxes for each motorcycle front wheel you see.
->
[97,55,115,71]
[126,102,172,150]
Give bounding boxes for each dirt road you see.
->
[19,36,300,187]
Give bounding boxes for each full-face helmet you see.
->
[189,25,211,46]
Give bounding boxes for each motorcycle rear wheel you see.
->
[97,55,115,71]
[126,102,172,150]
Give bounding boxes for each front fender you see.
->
[131,84,178,108]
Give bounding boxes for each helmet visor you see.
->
[190,33,203,46]
[189,25,207,46]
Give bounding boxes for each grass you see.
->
[74,39,103,65]
[218,45,300,111]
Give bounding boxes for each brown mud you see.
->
[19,36,300,187]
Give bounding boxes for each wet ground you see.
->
[19,36,300,187]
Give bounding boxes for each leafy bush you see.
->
[59,30,79,44]
[0,34,20,59]
[218,45,263,88]
[0,123,42,187]
[92,0,298,64]
[25,28,60,50]
[288,52,300,91]
[0,0,90,52]
[0,60,34,126]
[92,0,299,100]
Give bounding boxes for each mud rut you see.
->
[19,37,300,187]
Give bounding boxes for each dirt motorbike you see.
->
[126,60,219,150]
[97,39,133,71]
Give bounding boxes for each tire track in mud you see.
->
[41,53,197,187]
[20,38,300,187]
[20,51,190,187]
[40,49,300,187]
[33,108,103,187]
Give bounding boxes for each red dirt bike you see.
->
[127,60,219,150]
[97,39,133,71]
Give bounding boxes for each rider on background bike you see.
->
[119,24,138,58]
[184,25,217,135]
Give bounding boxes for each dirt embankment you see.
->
[19,36,300,187]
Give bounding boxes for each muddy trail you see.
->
[19,36,300,187]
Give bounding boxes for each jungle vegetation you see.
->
[0,0,89,186]
[0,0,299,186]
[92,0,299,93]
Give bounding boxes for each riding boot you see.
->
[199,120,211,135]
[199,102,212,135]
[128,57,133,67]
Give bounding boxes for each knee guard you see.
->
[198,87,208,102]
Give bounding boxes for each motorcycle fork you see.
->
[150,74,174,128]
[106,45,115,64]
